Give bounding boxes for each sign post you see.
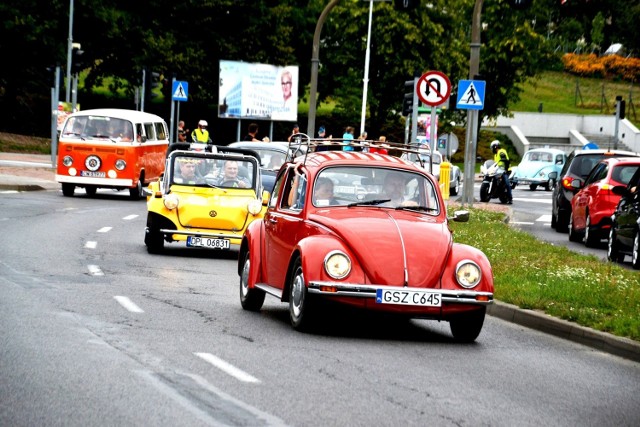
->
[417,71,451,174]
[171,80,188,142]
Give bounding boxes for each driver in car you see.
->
[217,160,250,188]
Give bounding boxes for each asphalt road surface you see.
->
[1,188,639,426]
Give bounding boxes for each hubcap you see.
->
[634,235,639,265]
[241,259,250,298]
[291,269,304,317]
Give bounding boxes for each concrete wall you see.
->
[483,112,640,155]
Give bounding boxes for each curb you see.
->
[488,301,640,363]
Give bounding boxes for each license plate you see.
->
[376,289,441,307]
[81,171,105,177]
[187,236,230,250]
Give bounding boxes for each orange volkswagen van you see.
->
[55,108,169,199]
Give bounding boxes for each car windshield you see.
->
[524,151,553,162]
[250,148,286,170]
[172,155,256,189]
[312,166,439,213]
[62,116,134,141]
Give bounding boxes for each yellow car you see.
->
[144,146,269,254]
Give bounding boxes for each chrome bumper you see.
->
[308,281,493,305]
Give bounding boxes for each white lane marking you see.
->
[513,198,552,204]
[537,214,552,222]
[123,214,138,220]
[194,352,260,383]
[97,227,112,233]
[511,222,534,225]
[85,241,97,249]
[87,265,104,276]
[114,296,144,313]
[0,190,19,194]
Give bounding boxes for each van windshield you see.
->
[62,116,135,142]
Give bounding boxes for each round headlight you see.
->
[455,261,482,289]
[115,159,126,171]
[324,251,351,279]
[62,156,73,167]
[164,194,179,210]
[247,199,262,215]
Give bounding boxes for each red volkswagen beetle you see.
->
[238,139,494,342]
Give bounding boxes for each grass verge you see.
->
[448,207,640,342]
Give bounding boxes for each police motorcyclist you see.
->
[191,120,212,143]
[490,140,513,204]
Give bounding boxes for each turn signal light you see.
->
[562,177,574,191]
[319,285,338,293]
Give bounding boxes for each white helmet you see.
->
[490,140,500,151]
[198,120,208,127]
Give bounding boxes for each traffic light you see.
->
[144,68,163,104]
[394,0,420,10]
[71,45,85,74]
[402,79,415,116]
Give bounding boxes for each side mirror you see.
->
[548,171,558,180]
[611,185,627,196]
[450,210,469,223]
[571,179,582,190]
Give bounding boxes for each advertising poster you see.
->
[218,60,298,122]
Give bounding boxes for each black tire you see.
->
[529,184,538,191]
[85,186,97,197]
[545,178,554,191]
[568,214,582,242]
[479,183,490,202]
[61,183,75,197]
[129,179,143,200]
[584,214,599,248]
[239,251,265,311]
[551,211,557,229]
[555,210,569,233]
[144,214,164,254]
[499,193,508,204]
[289,257,315,331]
[632,232,640,270]
[449,307,486,343]
[607,227,625,263]
[450,177,460,196]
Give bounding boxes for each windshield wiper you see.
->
[395,205,438,212]
[347,199,391,207]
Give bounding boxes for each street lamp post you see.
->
[359,0,374,136]
[65,0,74,103]
[308,0,342,137]
[461,0,484,207]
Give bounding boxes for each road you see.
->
[1,188,639,426]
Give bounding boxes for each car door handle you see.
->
[268,217,277,223]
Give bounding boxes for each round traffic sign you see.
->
[417,71,451,107]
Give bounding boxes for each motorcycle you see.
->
[480,160,510,203]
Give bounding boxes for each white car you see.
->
[401,149,462,196]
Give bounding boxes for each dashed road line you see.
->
[97,227,112,233]
[194,352,260,383]
[87,264,104,276]
[85,241,97,249]
[114,296,144,313]
[123,214,138,220]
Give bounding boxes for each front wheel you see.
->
[632,232,640,270]
[607,227,625,263]
[529,184,538,191]
[85,185,97,197]
[289,257,315,331]
[62,183,75,197]
[568,214,582,242]
[144,214,164,254]
[239,251,265,311]
[449,307,486,343]
[584,214,599,248]
[450,177,460,196]
[479,182,490,202]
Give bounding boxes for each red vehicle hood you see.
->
[309,209,451,287]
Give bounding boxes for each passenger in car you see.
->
[313,177,339,206]
[174,158,204,185]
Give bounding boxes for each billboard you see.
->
[218,60,298,122]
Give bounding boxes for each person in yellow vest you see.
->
[490,140,513,204]
[191,120,212,143]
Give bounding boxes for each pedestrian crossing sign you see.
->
[456,80,485,110]
[172,81,188,102]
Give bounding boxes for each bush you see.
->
[562,53,640,82]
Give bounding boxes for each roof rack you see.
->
[286,133,437,169]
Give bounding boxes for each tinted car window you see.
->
[584,163,607,185]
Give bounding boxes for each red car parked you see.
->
[238,138,494,342]
[569,157,640,247]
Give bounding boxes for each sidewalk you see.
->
[0,152,639,362]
